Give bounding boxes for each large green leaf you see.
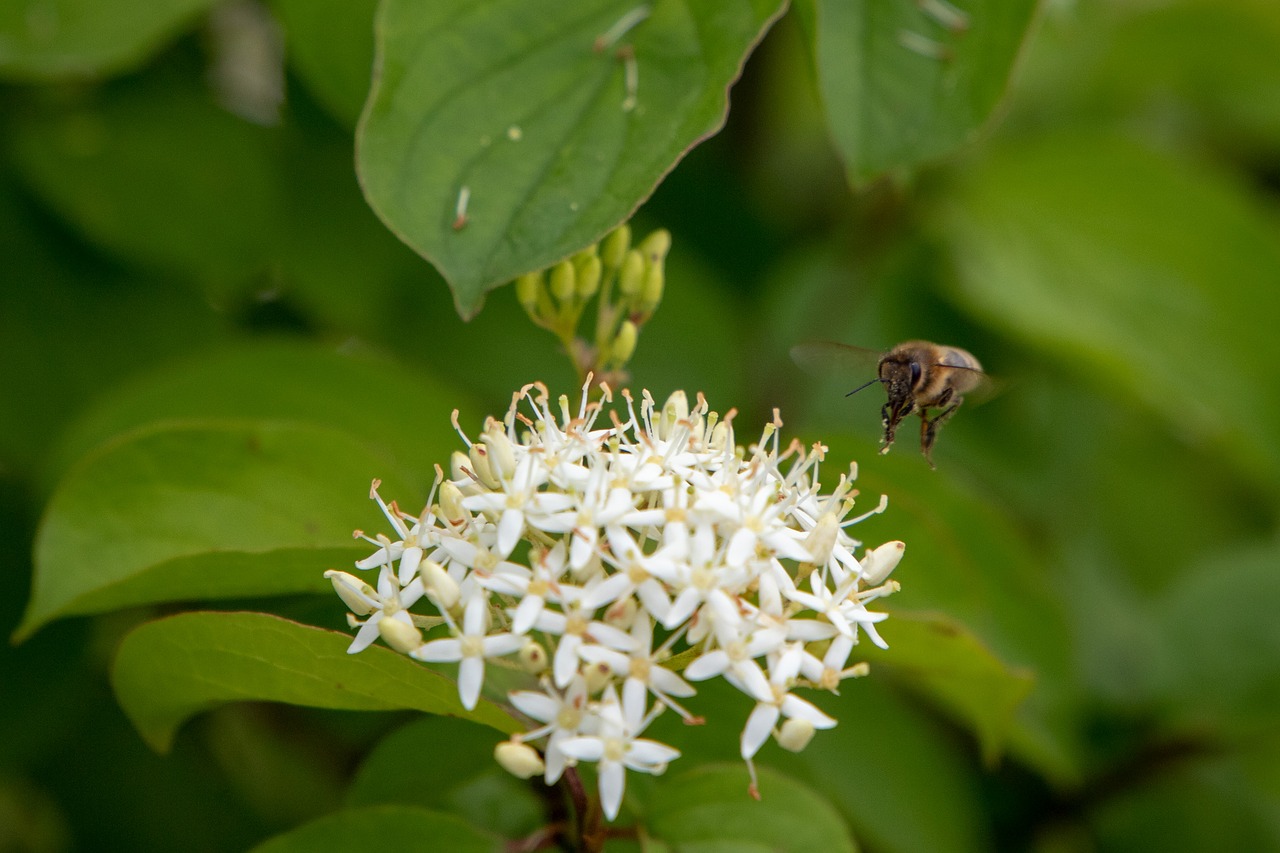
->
[936,130,1280,489]
[800,0,1037,185]
[44,342,472,494]
[0,0,216,79]
[346,716,543,840]
[356,0,786,317]
[8,72,282,287]
[641,764,856,852]
[1155,539,1280,734]
[112,612,520,753]
[17,420,417,640]
[248,805,503,853]
[841,447,1082,787]
[0,181,223,478]
[862,610,1034,764]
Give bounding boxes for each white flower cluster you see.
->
[326,381,904,820]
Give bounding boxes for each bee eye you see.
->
[909,362,922,385]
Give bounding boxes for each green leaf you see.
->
[112,612,520,753]
[844,449,1083,787]
[44,341,473,494]
[18,420,417,640]
[642,764,856,853]
[936,130,1280,488]
[248,805,503,852]
[861,610,1034,764]
[8,72,282,286]
[0,0,216,79]
[0,182,223,478]
[801,0,1037,185]
[643,677,989,853]
[272,0,377,126]
[1155,539,1280,733]
[346,716,543,840]
[356,0,786,318]
[1087,744,1280,853]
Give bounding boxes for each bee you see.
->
[791,340,991,468]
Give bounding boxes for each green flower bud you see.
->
[637,228,671,264]
[611,319,638,366]
[549,260,576,302]
[618,249,645,297]
[514,271,541,312]
[601,223,631,269]
[639,261,664,314]
[575,254,602,299]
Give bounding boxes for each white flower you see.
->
[325,565,424,654]
[509,676,590,783]
[558,685,681,820]
[329,379,906,817]
[411,593,523,710]
[739,643,837,761]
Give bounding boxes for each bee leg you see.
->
[879,402,896,454]
[921,394,962,468]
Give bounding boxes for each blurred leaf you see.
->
[112,612,520,753]
[1155,538,1280,733]
[937,130,1280,490]
[45,341,473,494]
[356,0,786,318]
[249,804,502,852]
[0,0,215,79]
[0,183,224,478]
[799,0,1037,185]
[641,764,856,852]
[863,610,1034,764]
[1031,0,1280,152]
[1087,746,1280,853]
[271,110,430,337]
[346,716,542,840]
[756,677,990,853]
[18,420,417,640]
[272,0,376,127]
[836,447,1083,787]
[8,72,282,287]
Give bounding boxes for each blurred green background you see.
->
[4,0,1280,850]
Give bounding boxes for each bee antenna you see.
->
[845,378,882,398]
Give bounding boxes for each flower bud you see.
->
[861,540,905,585]
[610,320,638,366]
[325,570,377,615]
[514,271,542,313]
[805,512,840,566]
[659,390,689,440]
[519,640,548,674]
[575,253,602,299]
[420,560,460,610]
[638,261,664,315]
[495,740,545,780]
[378,615,423,654]
[637,228,671,265]
[584,660,613,693]
[450,450,471,483]
[777,718,815,753]
[438,480,469,529]
[469,442,499,490]
[482,422,517,481]
[618,249,645,297]
[549,259,576,302]
[601,223,631,269]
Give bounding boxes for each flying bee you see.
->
[790,340,992,468]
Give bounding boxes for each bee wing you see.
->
[789,341,883,378]
[931,362,1002,407]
